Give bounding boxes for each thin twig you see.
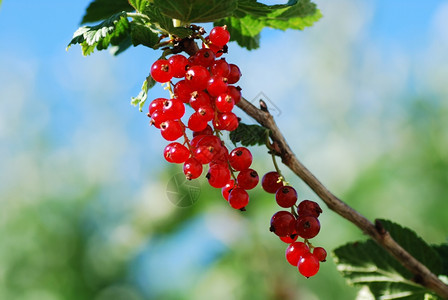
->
[237,98,448,299]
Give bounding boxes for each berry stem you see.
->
[236,97,448,299]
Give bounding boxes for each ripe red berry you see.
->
[227,64,241,84]
[275,186,298,208]
[206,164,231,188]
[197,105,215,122]
[183,157,203,180]
[285,242,310,266]
[149,98,166,116]
[191,48,216,67]
[270,211,296,237]
[261,171,283,193]
[207,76,228,97]
[229,147,252,171]
[298,252,320,277]
[227,85,242,104]
[188,112,208,132]
[168,54,189,78]
[221,179,235,201]
[211,59,230,77]
[151,59,173,83]
[297,200,322,218]
[185,65,210,90]
[193,124,214,137]
[194,145,214,164]
[237,168,259,190]
[228,187,249,210]
[215,93,235,112]
[164,142,190,164]
[160,120,184,141]
[209,26,230,47]
[280,234,298,244]
[189,91,211,111]
[213,112,239,131]
[174,80,194,103]
[296,215,320,239]
[163,98,185,120]
[150,110,168,128]
[313,247,327,262]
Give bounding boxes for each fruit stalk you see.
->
[236,97,448,299]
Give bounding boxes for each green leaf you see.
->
[110,35,132,56]
[433,244,448,276]
[229,123,269,147]
[128,0,150,12]
[68,12,131,56]
[153,0,238,23]
[142,4,194,38]
[215,0,321,50]
[81,0,134,24]
[333,219,443,299]
[215,16,263,50]
[131,76,156,112]
[130,23,160,48]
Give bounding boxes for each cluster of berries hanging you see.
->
[262,171,327,277]
[147,25,326,277]
[148,26,258,210]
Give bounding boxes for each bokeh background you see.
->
[1,0,448,299]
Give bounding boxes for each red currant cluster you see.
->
[262,171,327,277]
[148,26,259,210]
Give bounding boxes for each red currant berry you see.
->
[183,157,203,180]
[174,80,194,103]
[202,38,223,57]
[191,48,216,67]
[261,171,283,194]
[194,145,214,164]
[150,109,168,129]
[213,112,238,131]
[193,124,214,137]
[188,112,208,132]
[207,76,228,97]
[229,147,252,171]
[185,66,210,90]
[164,142,190,164]
[296,215,320,239]
[227,85,242,104]
[313,247,327,262]
[150,59,173,83]
[228,188,249,210]
[280,233,298,244]
[215,93,235,112]
[298,252,320,278]
[297,200,322,218]
[275,186,298,208]
[270,211,296,237]
[189,91,211,111]
[206,164,231,188]
[148,98,166,116]
[221,179,235,201]
[236,168,259,190]
[227,64,241,84]
[285,242,310,266]
[160,120,184,141]
[197,105,215,122]
[168,54,189,78]
[211,59,230,77]
[163,98,185,120]
[209,26,230,47]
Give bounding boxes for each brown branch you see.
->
[237,98,448,299]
